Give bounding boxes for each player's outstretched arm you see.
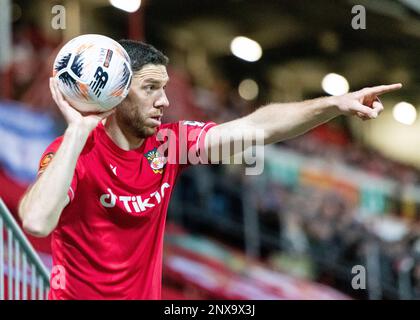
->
[18,79,114,237]
[204,83,402,162]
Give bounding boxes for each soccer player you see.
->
[18,40,401,299]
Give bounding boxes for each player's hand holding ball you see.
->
[50,34,133,131]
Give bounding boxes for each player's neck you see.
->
[102,116,144,151]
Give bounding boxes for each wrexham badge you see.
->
[144,147,167,174]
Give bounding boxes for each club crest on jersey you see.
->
[144,147,167,174]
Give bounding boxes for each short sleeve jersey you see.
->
[38,120,216,300]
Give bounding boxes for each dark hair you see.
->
[118,39,169,72]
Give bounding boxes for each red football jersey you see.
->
[37,120,216,299]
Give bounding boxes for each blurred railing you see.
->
[0,197,50,300]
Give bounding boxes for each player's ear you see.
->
[127,82,142,99]
[117,89,136,109]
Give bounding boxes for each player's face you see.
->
[116,64,169,138]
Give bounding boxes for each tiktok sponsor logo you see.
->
[99,183,171,213]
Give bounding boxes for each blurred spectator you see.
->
[11,22,57,100]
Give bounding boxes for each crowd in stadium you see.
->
[173,67,420,299]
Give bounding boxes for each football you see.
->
[53,34,133,113]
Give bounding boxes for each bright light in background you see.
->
[238,79,259,100]
[321,73,349,96]
[393,102,417,125]
[109,0,141,12]
[230,36,262,62]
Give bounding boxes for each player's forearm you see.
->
[205,96,341,162]
[19,124,89,237]
[246,96,340,144]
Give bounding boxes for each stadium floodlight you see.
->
[230,36,262,62]
[393,102,417,125]
[238,79,259,100]
[109,0,141,13]
[321,73,349,96]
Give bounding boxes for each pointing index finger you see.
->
[364,83,402,96]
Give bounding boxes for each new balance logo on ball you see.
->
[90,66,109,97]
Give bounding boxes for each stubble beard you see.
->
[116,106,156,140]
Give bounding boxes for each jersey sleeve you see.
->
[181,120,217,163]
[159,120,217,169]
[37,137,78,203]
